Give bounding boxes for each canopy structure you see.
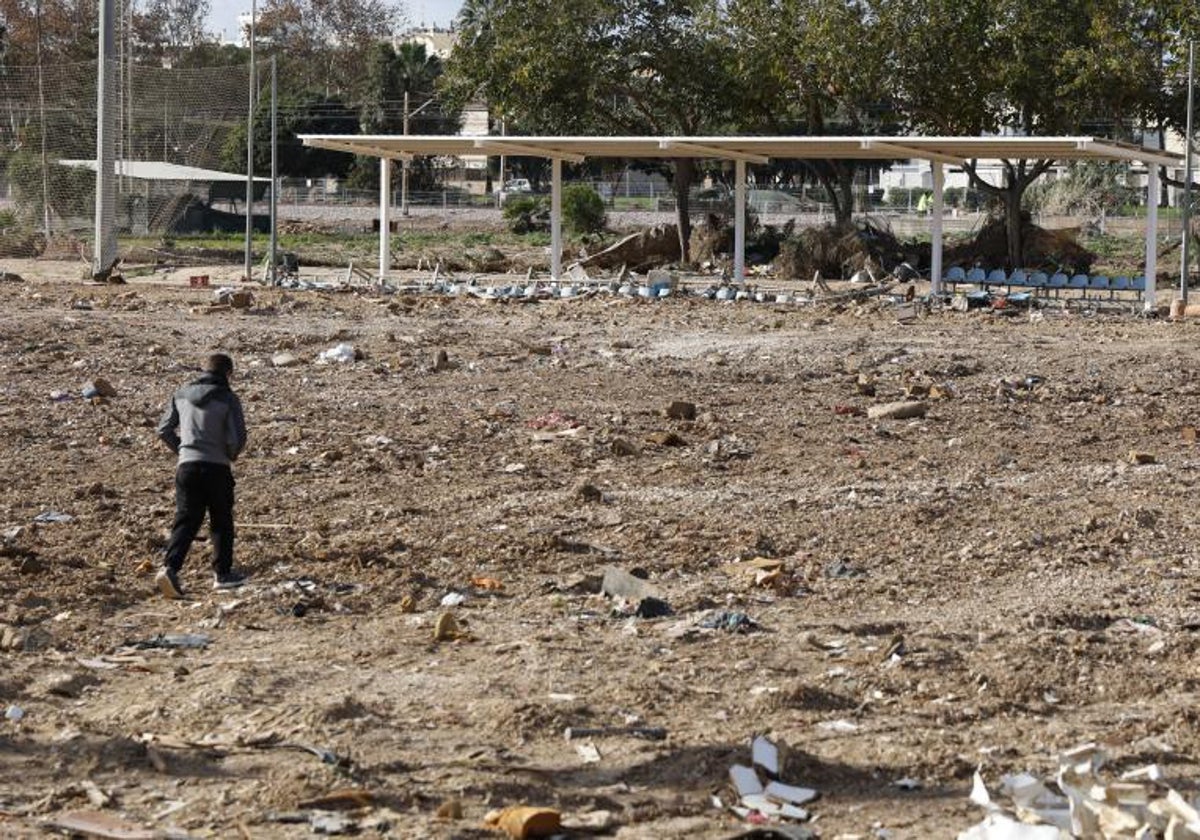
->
[299,134,1182,307]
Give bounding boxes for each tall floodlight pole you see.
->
[1182,40,1195,303]
[243,0,256,281]
[269,54,277,285]
[93,0,117,274]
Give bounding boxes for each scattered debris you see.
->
[317,343,359,364]
[48,810,163,840]
[722,735,818,828]
[485,805,562,839]
[127,633,211,650]
[564,725,667,741]
[867,401,928,420]
[957,743,1194,840]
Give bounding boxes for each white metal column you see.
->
[1145,165,1159,312]
[551,158,562,280]
[94,0,117,272]
[930,162,944,297]
[379,158,391,280]
[734,160,746,282]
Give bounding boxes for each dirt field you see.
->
[2,259,1200,839]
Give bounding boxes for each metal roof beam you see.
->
[862,140,963,166]
[1075,140,1178,167]
[303,137,412,161]
[474,139,585,163]
[659,140,769,164]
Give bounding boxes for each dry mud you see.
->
[2,262,1200,839]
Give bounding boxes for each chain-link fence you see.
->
[0,58,250,258]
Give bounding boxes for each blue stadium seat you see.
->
[1088,275,1110,296]
[943,266,967,287]
[1047,273,1069,295]
[1111,276,1131,293]
[966,267,987,285]
[1008,270,1028,287]
[986,268,1008,287]
[1028,271,1049,289]
[1068,274,1089,290]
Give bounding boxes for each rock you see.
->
[611,438,640,457]
[39,670,101,698]
[646,431,686,447]
[271,352,300,367]
[1128,450,1156,465]
[867,400,928,420]
[85,377,119,398]
[574,481,603,502]
[432,350,454,372]
[601,567,660,602]
[665,400,696,420]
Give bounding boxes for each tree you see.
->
[443,0,744,262]
[131,0,211,65]
[880,0,1164,267]
[353,39,457,189]
[255,0,403,102]
[220,90,357,178]
[725,0,898,226]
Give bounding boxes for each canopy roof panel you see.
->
[298,134,1182,167]
[60,159,269,182]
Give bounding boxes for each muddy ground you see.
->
[2,260,1200,839]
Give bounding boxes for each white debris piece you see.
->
[730,764,764,797]
[752,734,780,777]
[765,780,818,806]
[960,745,1200,840]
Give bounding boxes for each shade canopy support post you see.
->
[734,159,746,283]
[931,162,944,297]
[551,158,563,280]
[379,157,391,281]
[1145,165,1159,312]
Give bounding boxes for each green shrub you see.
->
[502,196,549,234]
[562,184,606,234]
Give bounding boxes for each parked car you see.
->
[503,178,532,193]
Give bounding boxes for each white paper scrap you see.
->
[730,764,764,797]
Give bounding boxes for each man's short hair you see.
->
[206,353,234,377]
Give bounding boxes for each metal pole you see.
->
[1145,164,1160,312]
[243,0,256,281]
[499,116,506,202]
[734,159,746,282]
[1181,40,1195,303]
[93,0,117,272]
[380,158,391,279]
[269,54,277,285]
[401,90,409,216]
[931,162,945,297]
[551,158,562,280]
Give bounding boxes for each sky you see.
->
[206,0,464,43]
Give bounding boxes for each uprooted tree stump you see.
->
[577,224,681,272]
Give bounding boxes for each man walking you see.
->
[155,352,248,599]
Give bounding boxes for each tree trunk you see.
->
[835,164,854,227]
[1003,182,1022,269]
[672,157,695,265]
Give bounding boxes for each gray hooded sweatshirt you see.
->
[156,372,247,467]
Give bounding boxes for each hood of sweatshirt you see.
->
[177,372,230,407]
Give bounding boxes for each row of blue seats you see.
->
[943,267,1145,294]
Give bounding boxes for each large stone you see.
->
[867,401,928,420]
